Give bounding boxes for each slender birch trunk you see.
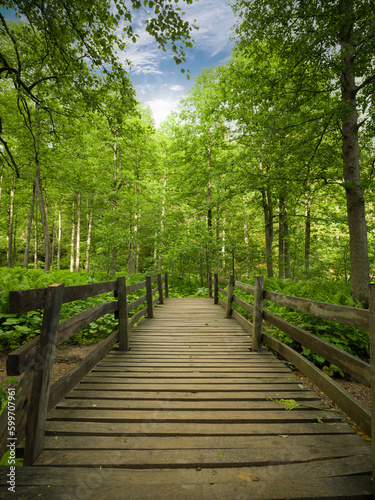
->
[304,191,311,276]
[57,203,62,270]
[7,182,15,268]
[85,199,93,274]
[24,183,36,268]
[34,197,38,269]
[70,199,75,272]
[242,196,250,277]
[75,192,81,272]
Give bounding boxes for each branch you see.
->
[356,73,375,93]
[0,136,20,177]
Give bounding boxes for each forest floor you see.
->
[0,344,371,446]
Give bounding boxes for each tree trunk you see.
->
[284,206,290,279]
[340,0,370,305]
[278,196,285,279]
[7,182,15,268]
[34,166,51,271]
[75,192,81,272]
[242,196,250,278]
[304,191,311,276]
[34,99,51,272]
[85,199,93,274]
[207,146,213,282]
[131,180,140,274]
[34,197,38,269]
[0,167,3,208]
[260,161,274,277]
[222,218,226,271]
[157,176,167,272]
[70,199,76,272]
[24,184,36,268]
[57,202,61,270]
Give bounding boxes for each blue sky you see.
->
[123,0,236,126]
[1,1,236,127]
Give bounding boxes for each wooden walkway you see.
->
[1,298,372,499]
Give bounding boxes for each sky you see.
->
[1,0,236,127]
[123,0,236,126]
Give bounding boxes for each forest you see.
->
[0,1,374,331]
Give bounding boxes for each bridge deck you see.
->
[1,298,372,499]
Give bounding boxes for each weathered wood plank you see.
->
[252,276,264,352]
[129,306,148,329]
[75,383,316,391]
[231,309,253,333]
[38,433,356,453]
[65,390,322,401]
[128,293,147,313]
[234,281,255,295]
[369,283,375,499]
[117,277,129,351]
[1,475,372,499]
[126,281,146,293]
[7,301,118,375]
[47,330,119,412]
[232,295,254,314]
[46,408,339,422]
[218,277,229,284]
[34,442,359,467]
[0,367,33,458]
[264,310,370,384]
[146,276,153,318]
[226,275,235,319]
[157,274,164,304]
[55,399,328,410]
[44,420,354,436]
[9,281,117,313]
[1,457,370,484]
[24,283,65,465]
[263,289,369,330]
[263,333,371,437]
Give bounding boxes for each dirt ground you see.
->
[0,344,371,445]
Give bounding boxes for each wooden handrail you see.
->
[0,272,168,465]
[211,273,372,436]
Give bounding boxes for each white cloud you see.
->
[169,84,185,92]
[184,0,235,59]
[144,98,180,127]
[118,1,235,75]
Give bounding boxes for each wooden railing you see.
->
[0,273,168,466]
[213,273,373,441]
[214,273,374,491]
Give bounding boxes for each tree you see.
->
[230,0,375,304]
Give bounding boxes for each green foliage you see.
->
[0,269,118,351]
[168,275,209,298]
[231,276,369,370]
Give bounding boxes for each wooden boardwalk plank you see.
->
[10,297,372,499]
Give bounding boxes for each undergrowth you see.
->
[0,269,370,374]
[218,276,369,372]
[0,269,153,351]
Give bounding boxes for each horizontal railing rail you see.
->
[212,273,372,441]
[0,273,168,466]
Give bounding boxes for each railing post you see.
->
[157,273,164,304]
[117,277,129,351]
[164,272,169,298]
[146,276,153,318]
[226,274,235,318]
[24,283,65,465]
[208,271,212,298]
[369,284,375,498]
[214,273,218,304]
[252,276,264,352]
